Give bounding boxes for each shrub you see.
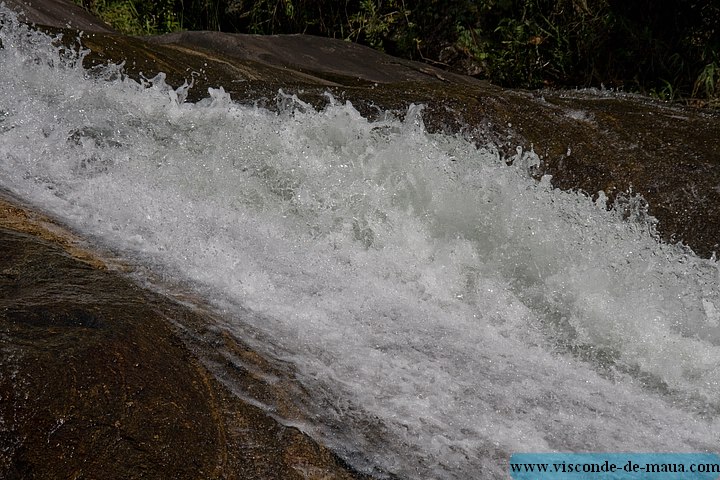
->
[72,0,720,105]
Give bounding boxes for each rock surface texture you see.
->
[79,27,720,257]
[12,0,718,254]
[2,1,720,478]
[0,194,370,479]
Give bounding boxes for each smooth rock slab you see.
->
[80,32,720,258]
[0,195,370,480]
[2,1,720,477]
[8,0,720,255]
[3,0,113,33]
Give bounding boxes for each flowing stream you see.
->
[1,7,719,478]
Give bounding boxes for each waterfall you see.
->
[1,7,718,478]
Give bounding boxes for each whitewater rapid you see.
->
[1,7,719,478]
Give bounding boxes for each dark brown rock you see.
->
[0,195,370,480]
[148,30,477,86]
[62,27,720,257]
[2,1,720,477]
[5,1,720,258]
[3,0,113,33]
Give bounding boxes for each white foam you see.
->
[1,8,719,478]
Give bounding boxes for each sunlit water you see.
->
[1,7,719,478]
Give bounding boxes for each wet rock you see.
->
[3,0,113,33]
[2,1,720,477]
[12,2,717,256]
[0,195,371,479]
[66,29,720,258]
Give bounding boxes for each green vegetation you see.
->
[73,0,180,35]
[73,0,720,106]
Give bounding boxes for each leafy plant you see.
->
[693,62,719,99]
[73,0,181,35]
[70,0,720,106]
[348,0,411,51]
[649,79,677,101]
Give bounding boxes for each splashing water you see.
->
[1,7,719,478]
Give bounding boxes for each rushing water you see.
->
[1,7,719,478]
